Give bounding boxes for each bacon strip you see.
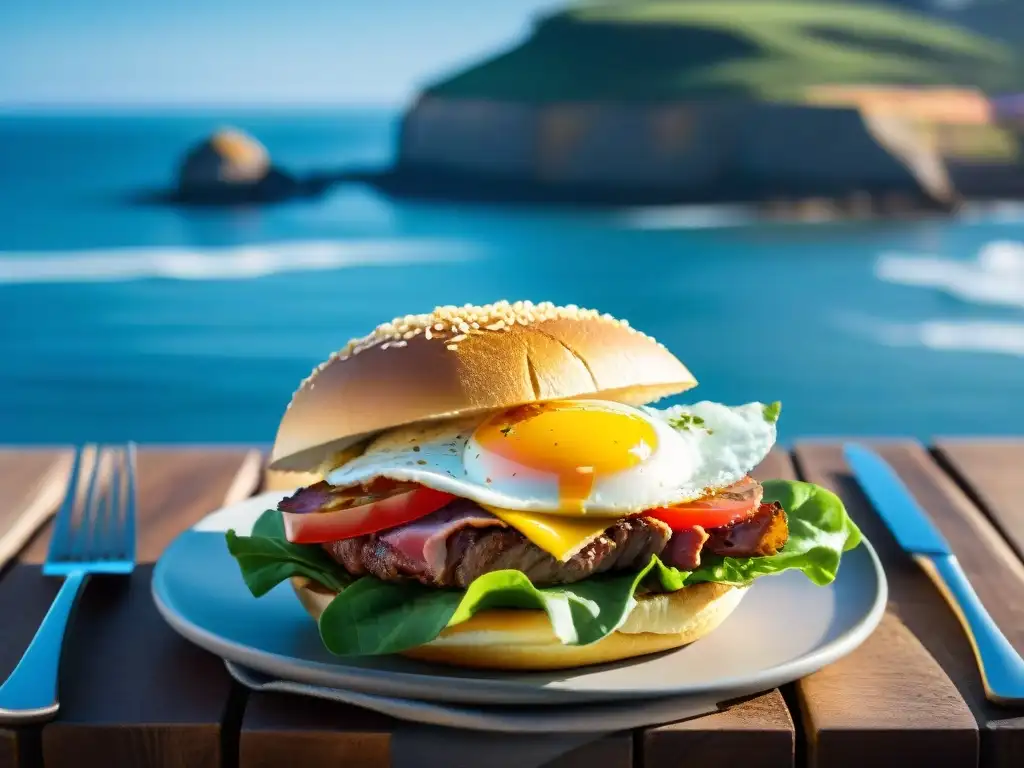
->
[705,501,788,558]
[278,477,406,515]
[278,481,335,515]
[662,525,709,569]
[659,501,789,570]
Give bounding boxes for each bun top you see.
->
[269,300,698,472]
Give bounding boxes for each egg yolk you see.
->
[471,400,658,513]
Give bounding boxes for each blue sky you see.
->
[0,0,563,107]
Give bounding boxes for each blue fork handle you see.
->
[0,570,87,723]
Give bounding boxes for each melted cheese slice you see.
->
[480,505,612,561]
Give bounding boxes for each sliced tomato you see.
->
[283,485,457,544]
[645,498,755,531]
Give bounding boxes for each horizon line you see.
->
[0,99,407,115]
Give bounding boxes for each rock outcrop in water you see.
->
[174,128,309,204]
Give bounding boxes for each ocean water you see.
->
[1,108,1023,447]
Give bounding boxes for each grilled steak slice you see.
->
[324,505,672,588]
[447,516,672,588]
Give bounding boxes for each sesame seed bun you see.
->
[290,576,746,671]
[269,301,698,473]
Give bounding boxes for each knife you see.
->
[844,443,1024,705]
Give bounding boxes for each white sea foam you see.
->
[959,200,1024,224]
[874,240,1024,309]
[839,312,1024,358]
[618,205,757,229]
[0,239,474,285]
[884,320,1024,357]
[622,201,1024,231]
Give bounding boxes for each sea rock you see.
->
[175,128,301,203]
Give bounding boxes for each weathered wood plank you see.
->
[18,448,262,565]
[642,449,797,768]
[0,570,57,768]
[0,448,259,768]
[0,449,74,768]
[793,442,978,768]
[645,689,794,768]
[0,448,73,572]
[933,439,1024,564]
[240,693,632,768]
[885,441,1024,768]
[5,440,1017,768]
[239,694,390,768]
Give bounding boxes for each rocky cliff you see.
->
[388,0,1023,207]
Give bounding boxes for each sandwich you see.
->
[226,300,862,670]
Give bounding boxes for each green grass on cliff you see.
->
[424,0,1017,102]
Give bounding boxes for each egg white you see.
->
[323,400,778,517]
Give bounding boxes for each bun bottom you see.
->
[291,577,746,671]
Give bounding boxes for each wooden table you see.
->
[1,440,1023,768]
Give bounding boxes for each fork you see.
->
[0,443,137,723]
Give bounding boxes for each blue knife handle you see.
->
[924,554,1024,705]
[0,570,87,722]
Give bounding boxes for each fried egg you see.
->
[323,399,778,518]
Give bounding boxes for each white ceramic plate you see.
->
[152,490,887,706]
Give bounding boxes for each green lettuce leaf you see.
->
[686,479,863,587]
[225,509,351,596]
[317,556,690,655]
[224,479,862,656]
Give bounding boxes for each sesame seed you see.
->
[286,300,662,403]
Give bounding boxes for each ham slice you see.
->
[378,499,506,579]
[323,499,507,584]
